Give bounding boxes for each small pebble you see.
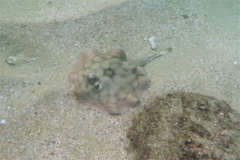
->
[233,61,238,65]
[183,14,188,19]
[6,56,17,65]
[0,119,6,125]
[149,36,157,50]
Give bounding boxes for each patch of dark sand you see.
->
[127,92,240,160]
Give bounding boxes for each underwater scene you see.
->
[0,0,240,159]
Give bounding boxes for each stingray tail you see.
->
[137,47,172,67]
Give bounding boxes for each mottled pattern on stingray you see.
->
[69,48,171,114]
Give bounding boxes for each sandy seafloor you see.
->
[0,0,240,159]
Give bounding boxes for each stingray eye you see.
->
[93,82,102,91]
[87,73,98,84]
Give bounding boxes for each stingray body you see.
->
[69,48,171,114]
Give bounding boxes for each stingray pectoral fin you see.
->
[80,50,97,62]
[135,66,147,76]
[107,49,127,61]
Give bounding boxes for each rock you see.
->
[6,56,17,65]
[0,119,6,125]
[127,92,240,159]
[148,36,156,50]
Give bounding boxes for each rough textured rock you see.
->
[127,92,240,160]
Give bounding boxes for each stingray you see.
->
[69,48,172,115]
